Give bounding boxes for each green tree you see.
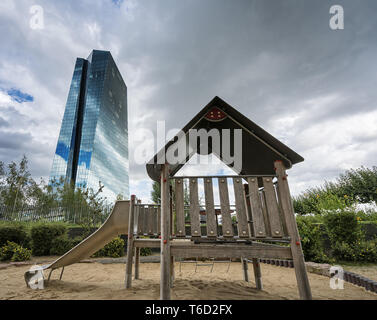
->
[0,155,34,214]
[151,181,161,204]
[337,166,377,204]
[293,166,377,215]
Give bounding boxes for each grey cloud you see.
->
[1,0,377,198]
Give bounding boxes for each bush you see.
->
[0,223,30,248]
[0,241,31,262]
[0,241,19,261]
[11,245,32,262]
[92,237,124,258]
[332,240,377,262]
[140,247,152,256]
[50,236,74,256]
[323,210,363,245]
[296,216,331,263]
[30,223,67,256]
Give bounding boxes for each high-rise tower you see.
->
[49,50,129,201]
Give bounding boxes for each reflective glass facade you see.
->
[50,50,129,202]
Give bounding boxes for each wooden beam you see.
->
[170,243,292,260]
[252,258,263,290]
[134,247,140,279]
[160,164,171,300]
[134,239,161,248]
[125,195,136,288]
[242,257,249,282]
[275,160,312,300]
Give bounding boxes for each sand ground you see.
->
[0,259,376,300]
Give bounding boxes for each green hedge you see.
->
[332,240,377,262]
[50,236,75,256]
[30,223,67,256]
[296,216,332,263]
[92,237,125,258]
[0,223,30,248]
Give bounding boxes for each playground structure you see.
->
[127,96,312,300]
[24,96,312,300]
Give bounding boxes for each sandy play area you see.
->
[1,259,376,300]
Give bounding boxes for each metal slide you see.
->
[24,200,130,286]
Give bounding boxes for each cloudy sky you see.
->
[0,0,376,202]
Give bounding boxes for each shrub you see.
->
[92,237,124,258]
[0,223,30,248]
[30,223,67,256]
[0,241,31,262]
[296,216,331,263]
[50,236,74,256]
[323,209,363,245]
[332,240,377,262]
[0,241,19,261]
[140,247,152,256]
[11,245,32,262]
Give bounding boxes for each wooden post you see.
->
[170,256,175,288]
[125,195,136,288]
[242,257,249,282]
[252,258,263,290]
[275,161,312,300]
[160,164,171,300]
[135,247,140,280]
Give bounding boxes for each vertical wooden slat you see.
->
[138,206,145,235]
[247,177,267,238]
[152,207,158,235]
[263,177,283,238]
[157,207,161,235]
[142,206,149,235]
[260,191,272,237]
[174,178,186,237]
[134,200,141,235]
[189,178,201,237]
[218,178,233,237]
[275,160,312,300]
[233,178,250,238]
[147,206,154,235]
[204,178,217,238]
[243,184,254,237]
[275,183,288,236]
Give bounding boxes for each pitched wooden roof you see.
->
[146,96,304,181]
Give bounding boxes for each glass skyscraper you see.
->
[49,50,129,202]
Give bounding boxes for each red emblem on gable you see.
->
[205,107,227,121]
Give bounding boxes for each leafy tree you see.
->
[0,155,34,213]
[151,181,161,204]
[293,166,377,215]
[337,166,377,204]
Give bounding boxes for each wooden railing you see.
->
[134,204,161,236]
[170,175,289,241]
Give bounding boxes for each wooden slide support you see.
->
[275,160,312,300]
[160,164,171,300]
[125,195,136,288]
